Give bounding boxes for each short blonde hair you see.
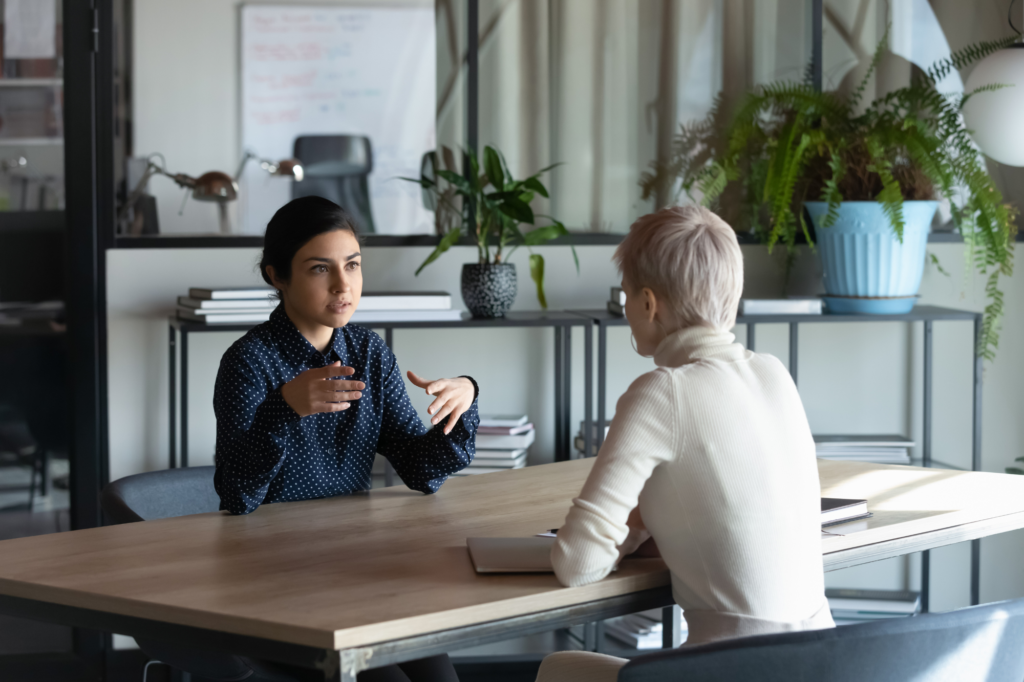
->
[614,205,743,331]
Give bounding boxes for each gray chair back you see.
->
[292,135,375,233]
[619,598,1024,682]
[101,466,220,524]
[100,468,303,681]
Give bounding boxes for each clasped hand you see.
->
[280,362,474,434]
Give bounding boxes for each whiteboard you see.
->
[240,5,436,235]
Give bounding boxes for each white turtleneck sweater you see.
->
[551,326,834,645]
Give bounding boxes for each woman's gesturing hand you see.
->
[280,361,364,417]
[407,371,475,435]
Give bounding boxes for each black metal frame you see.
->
[572,305,984,612]
[167,311,592,469]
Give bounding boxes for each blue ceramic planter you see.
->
[805,201,938,314]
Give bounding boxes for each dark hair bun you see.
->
[259,196,358,288]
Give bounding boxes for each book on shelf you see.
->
[821,498,870,526]
[177,309,271,324]
[471,448,528,461]
[739,298,823,315]
[476,430,536,450]
[815,434,914,465]
[607,300,624,316]
[479,415,529,428]
[604,620,663,650]
[827,588,920,622]
[178,296,278,310]
[348,309,463,323]
[453,461,527,476]
[477,423,534,436]
[358,292,452,311]
[467,454,527,470]
[610,287,626,307]
[189,287,275,300]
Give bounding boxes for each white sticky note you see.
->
[5,0,56,59]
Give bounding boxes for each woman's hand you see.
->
[280,361,364,417]
[407,372,475,435]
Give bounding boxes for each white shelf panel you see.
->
[0,138,64,146]
[0,78,62,87]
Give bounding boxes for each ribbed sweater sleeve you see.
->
[551,370,676,586]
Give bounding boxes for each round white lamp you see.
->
[962,44,1024,166]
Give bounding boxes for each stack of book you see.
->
[177,287,277,324]
[605,609,686,650]
[815,435,913,465]
[177,289,462,325]
[607,287,625,316]
[573,420,611,458]
[739,298,823,315]
[456,415,534,475]
[827,588,921,626]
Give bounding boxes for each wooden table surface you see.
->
[0,459,1022,653]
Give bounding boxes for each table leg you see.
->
[563,325,572,460]
[662,605,682,648]
[583,323,593,460]
[972,314,983,605]
[921,320,933,612]
[169,323,177,469]
[554,327,564,462]
[181,330,189,468]
[789,322,799,385]
[583,622,598,651]
[597,323,607,450]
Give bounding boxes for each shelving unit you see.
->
[571,305,983,615]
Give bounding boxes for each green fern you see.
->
[647,29,1018,360]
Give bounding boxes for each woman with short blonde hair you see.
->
[536,206,832,682]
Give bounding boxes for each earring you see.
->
[630,331,654,359]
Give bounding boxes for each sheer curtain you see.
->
[436,0,811,233]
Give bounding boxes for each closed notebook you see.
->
[821,497,871,526]
[467,537,555,573]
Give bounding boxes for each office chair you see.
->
[0,405,45,511]
[102,468,316,682]
[617,598,1024,682]
[292,135,375,233]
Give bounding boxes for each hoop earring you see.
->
[630,331,654,359]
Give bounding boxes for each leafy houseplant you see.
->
[403,145,577,317]
[642,33,1017,359]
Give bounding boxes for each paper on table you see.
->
[5,0,56,59]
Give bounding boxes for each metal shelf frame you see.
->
[167,310,594,472]
[570,305,984,613]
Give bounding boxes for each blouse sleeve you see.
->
[213,346,301,515]
[375,348,479,493]
[551,370,676,586]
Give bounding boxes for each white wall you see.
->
[107,240,1024,612]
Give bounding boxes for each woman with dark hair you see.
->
[213,196,476,682]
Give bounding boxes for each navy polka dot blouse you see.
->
[213,305,479,515]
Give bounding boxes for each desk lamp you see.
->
[234,150,304,182]
[119,155,239,233]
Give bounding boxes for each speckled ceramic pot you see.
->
[461,263,517,318]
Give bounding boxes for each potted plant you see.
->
[642,32,1017,359]
[404,145,577,318]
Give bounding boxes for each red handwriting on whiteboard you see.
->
[249,43,323,61]
[251,108,301,125]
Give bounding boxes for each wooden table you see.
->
[1,459,1023,680]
